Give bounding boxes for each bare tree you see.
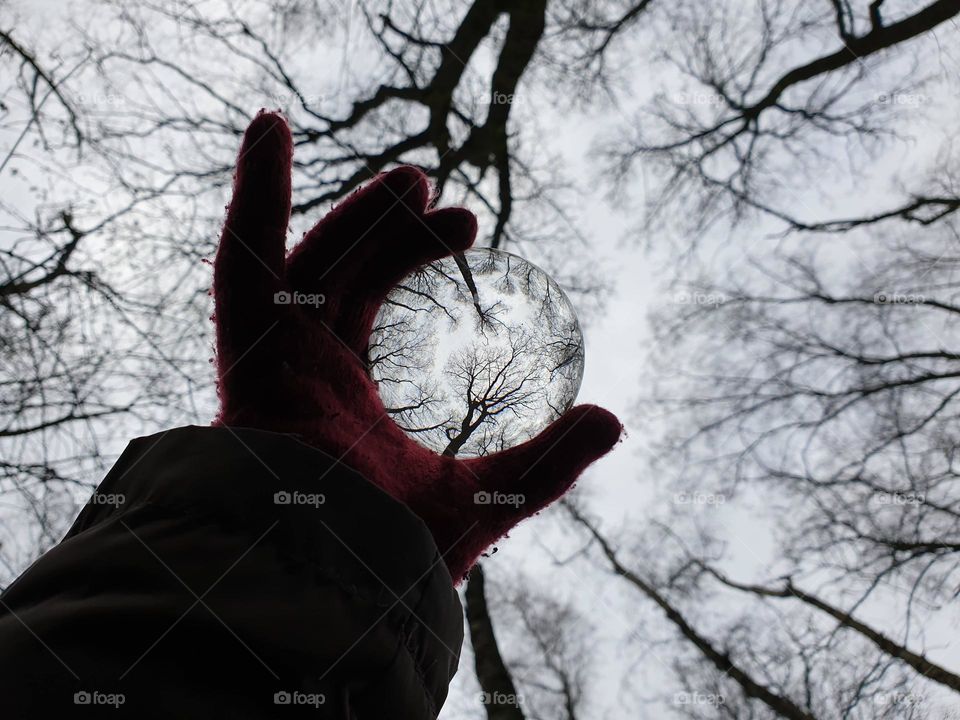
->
[466,564,528,720]
[514,1,960,716]
[465,564,594,720]
[6,1,960,717]
[1,0,609,582]
[0,25,213,582]
[564,500,954,719]
[603,0,960,244]
[624,220,960,711]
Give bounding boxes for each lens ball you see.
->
[369,248,585,458]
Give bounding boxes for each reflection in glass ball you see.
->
[368,248,585,458]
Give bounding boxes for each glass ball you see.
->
[368,248,585,458]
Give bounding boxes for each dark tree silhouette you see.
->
[4,1,960,717]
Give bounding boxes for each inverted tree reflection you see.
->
[369,249,584,458]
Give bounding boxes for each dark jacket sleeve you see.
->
[0,426,463,719]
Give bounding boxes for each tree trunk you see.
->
[465,564,527,720]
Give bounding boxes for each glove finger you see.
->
[391,206,479,282]
[285,165,432,298]
[432,405,621,582]
[466,404,622,518]
[333,207,478,355]
[215,111,292,374]
[404,406,620,582]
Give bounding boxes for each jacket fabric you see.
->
[0,425,463,718]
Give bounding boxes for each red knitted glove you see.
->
[213,112,622,582]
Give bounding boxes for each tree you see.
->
[4,1,960,717]
[0,0,604,581]
[466,563,595,720]
[615,222,960,716]
[0,26,212,579]
[593,1,960,717]
[605,0,960,244]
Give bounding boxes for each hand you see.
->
[213,111,622,582]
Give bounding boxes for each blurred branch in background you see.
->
[606,0,960,245]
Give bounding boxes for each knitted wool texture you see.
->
[213,111,622,583]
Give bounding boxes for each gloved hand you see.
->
[213,111,622,582]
